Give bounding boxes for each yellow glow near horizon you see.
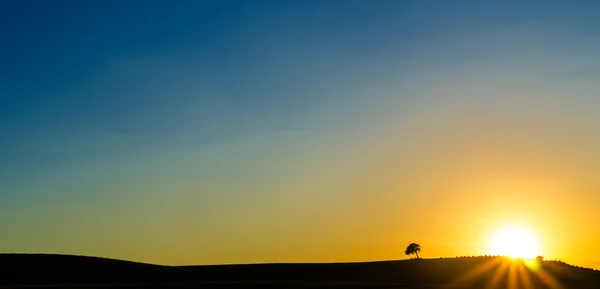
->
[487,225,542,259]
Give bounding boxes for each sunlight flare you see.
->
[487,225,542,259]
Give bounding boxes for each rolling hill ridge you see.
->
[1,254,599,288]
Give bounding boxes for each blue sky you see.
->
[2,0,598,170]
[2,1,600,266]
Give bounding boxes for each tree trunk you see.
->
[415,251,419,259]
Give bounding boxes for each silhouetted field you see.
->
[1,254,599,288]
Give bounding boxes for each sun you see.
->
[487,224,541,259]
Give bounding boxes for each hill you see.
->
[1,254,600,288]
[0,253,167,285]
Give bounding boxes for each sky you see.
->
[1,0,600,268]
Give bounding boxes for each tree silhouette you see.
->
[405,243,421,259]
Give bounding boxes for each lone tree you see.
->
[405,243,421,259]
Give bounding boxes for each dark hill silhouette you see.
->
[1,254,600,288]
[0,253,168,285]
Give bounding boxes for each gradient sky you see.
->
[2,1,600,268]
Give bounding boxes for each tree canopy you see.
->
[405,243,421,259]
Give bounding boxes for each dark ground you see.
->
[1,254,599,288]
